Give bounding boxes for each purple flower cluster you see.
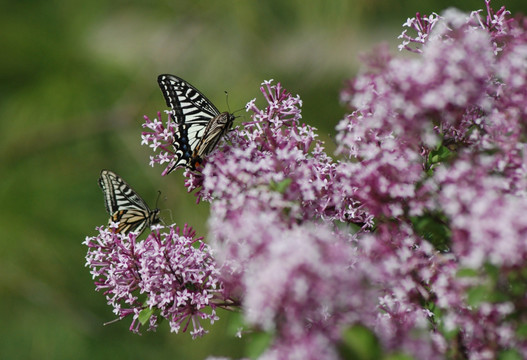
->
[84,224,227,338]
[357,223,456,358]
[197,81,371,225]
[333,1,527,358]
[87,1,527,358]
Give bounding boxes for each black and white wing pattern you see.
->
[157,74,235,171]
[98,169,160,235]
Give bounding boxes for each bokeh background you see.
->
[1,1,525,359]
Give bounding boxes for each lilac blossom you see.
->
[84,223,232,337]
[335,1,527,358]
[195,80,370,226]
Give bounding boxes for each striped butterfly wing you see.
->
[157,74,234,171]
[98,169,160,235]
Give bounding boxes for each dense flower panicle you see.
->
[357,223,525,359]
[400,1,512,55]
[184,80,370,226]
[343,13,495,149]
[336,4,527,215]
[334,140,424,219]
[213,208,368,327]
[435,157,527,268]
[334,2,527,358]
[84,224,224,337]
[354,224,452,358]
[337,16,498,218]
[209,204,381,360]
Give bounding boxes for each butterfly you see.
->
[98,169,160,235]
[157,74,235,171]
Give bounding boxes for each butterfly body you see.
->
[157,74,235,171]
[98,170,160,235]
[189,111,234,168]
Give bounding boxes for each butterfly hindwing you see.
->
[98,170,160,235]
[110,209,150,235]
[193,112,234,161]
[157,74,235,171]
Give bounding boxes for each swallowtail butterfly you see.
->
[157,74,235,171]
[98,169,160,235]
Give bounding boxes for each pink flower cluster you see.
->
[84,224,227,338]
[333,1,527,358]
[185,81,371,227]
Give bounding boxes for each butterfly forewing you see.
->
[158,74,220,123]
[99,170,160,235]
[157,74,235,171]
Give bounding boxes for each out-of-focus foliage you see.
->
[1,1,526,359]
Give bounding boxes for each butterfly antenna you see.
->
[224,90,232,114]
[233,110,246,123]
[155,190,162,210]
[224,88,245,119]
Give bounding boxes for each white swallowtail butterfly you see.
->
[98,169,160,235]
[157,74,235,172]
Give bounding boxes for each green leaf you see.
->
[269,178,292,194]
[456,268,479,278]
[410,213,451,252]
[338,325,381,360]
[516,323,527,339]
[428,144,453,165]
[428,304,442,319]
[138,307,154,325]
[185,282,197,291]
[507,267,527,297]
[466,285,489,308]
[484,262,500,282]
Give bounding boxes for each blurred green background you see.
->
[1,1,525,359]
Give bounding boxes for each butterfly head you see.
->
[151,191,162,225]
[150,208,161,226]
